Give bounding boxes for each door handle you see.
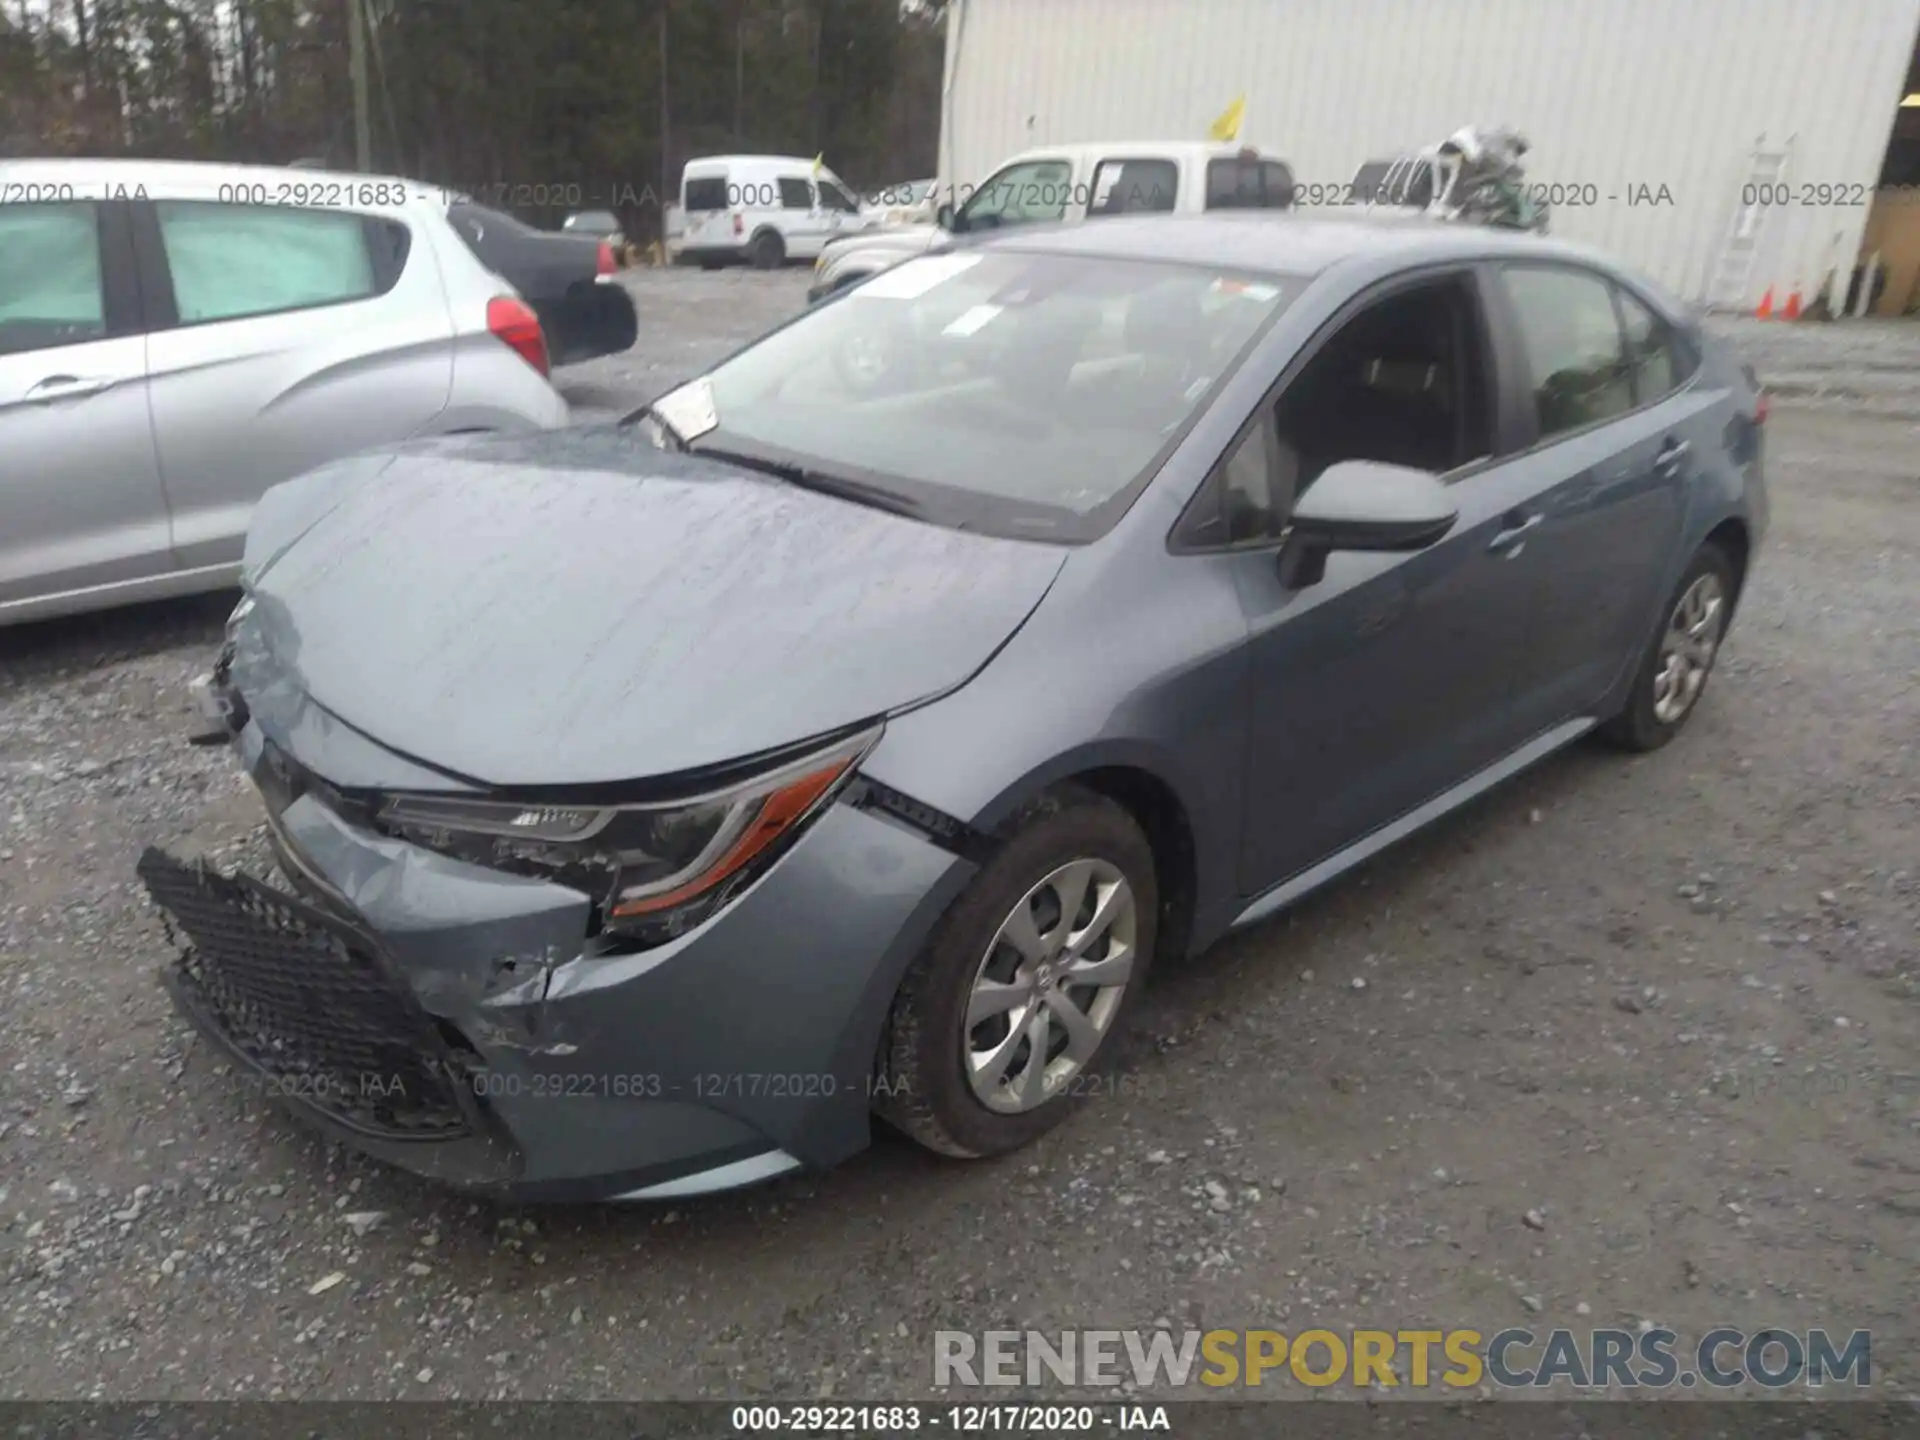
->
[1487,512,1544,555]
[25,374,117,403]
[1654,438,1691,476]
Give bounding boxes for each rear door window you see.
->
[1088,158,1178,217]
[0,202,107,356]
[684,176,728,211]
[777,177,812,210]
[1614,286,1691,403]
[1498,265,1635,438]
[153,202,403,326]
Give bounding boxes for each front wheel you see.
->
[1600,542,1736,751]
[875,785,1157,1158]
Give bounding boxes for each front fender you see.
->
[859,541,1253,956]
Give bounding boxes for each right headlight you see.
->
[374,724,881,945]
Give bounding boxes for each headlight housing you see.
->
[374,724,881,947]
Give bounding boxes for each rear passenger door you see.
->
[0,199,173,610]
[1485,264,1706,732]
[135,193,454,572]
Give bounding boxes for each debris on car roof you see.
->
[1352,125,1548,233]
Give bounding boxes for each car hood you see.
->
[238,428,1067,788]
[827,224,948,262]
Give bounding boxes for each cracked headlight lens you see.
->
[375,724,881,943]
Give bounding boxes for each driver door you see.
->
[1213,268,1551,897]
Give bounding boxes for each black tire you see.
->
[1599,541,1738,752]
[748,229,786,270]
[874,784,1158,1159]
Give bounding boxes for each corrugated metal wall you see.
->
[941,0,1920,309]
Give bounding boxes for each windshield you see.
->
[695,249,1293,539]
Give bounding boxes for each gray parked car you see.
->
[139,213,1767,1202]
[0,159,569,626]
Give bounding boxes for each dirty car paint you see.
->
[240,427,1069,787]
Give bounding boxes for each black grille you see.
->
[137,848,472,1140]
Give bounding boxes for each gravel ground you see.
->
[1,267,1917,1403]
[1709,315,1920,420]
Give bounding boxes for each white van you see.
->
[677,155,873,269]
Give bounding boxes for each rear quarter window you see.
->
[153,201,409,326]
[684,177,728,211]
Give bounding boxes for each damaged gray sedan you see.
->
[140,214,1766,1201]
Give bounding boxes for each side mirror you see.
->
[1279,460,1458,589]
[937,202,962,232]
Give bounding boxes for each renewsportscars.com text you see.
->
[934,1327,1871,1391]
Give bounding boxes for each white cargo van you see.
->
[677,155,873,269]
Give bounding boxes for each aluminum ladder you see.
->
[1703,138,1794,312]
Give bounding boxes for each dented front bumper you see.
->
[144,669,973,1203]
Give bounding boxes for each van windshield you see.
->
[687,249,1295,542]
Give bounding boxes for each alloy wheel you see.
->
[963,858,1137,1114]
[1652,571,1726,724]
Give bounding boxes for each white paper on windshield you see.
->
[652,376,718,442]
[857,252,984,300]
[941,303,1003,338]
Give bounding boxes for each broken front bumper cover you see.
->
[138,846,523,1189]
[139,670,974,1202]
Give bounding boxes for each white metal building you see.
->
[938,0,1920,312]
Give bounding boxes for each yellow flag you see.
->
[1208,96,1245,143]
[812,152,824,175]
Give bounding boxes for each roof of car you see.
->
[974,209,1611,279]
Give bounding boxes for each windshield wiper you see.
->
[692,444,927,520]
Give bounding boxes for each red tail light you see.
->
[596,240,617,276]
[486,296,549,378]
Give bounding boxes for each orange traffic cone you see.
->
[1784,286,1802,320]
[1755,287,1774,319]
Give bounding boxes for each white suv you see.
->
[0,158,569,625]
[808,141,1296,302]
